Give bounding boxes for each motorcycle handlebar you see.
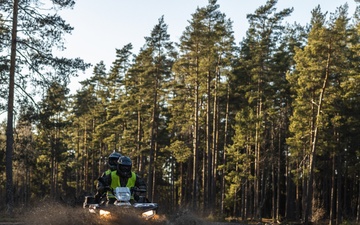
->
[131,187,147,193]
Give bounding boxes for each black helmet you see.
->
[108,152,122,171]
[117,156,132,178]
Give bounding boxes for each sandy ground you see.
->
[3,201,241,225]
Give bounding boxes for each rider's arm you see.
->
[97,174,111,193]
[94,173,111,203]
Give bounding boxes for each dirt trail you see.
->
[4,201,245,225]
[1,200,249,225]
[0,222,242,225]
[0,223,25,225]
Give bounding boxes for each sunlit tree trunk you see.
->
[206,70,212,212]
[147,77,158,201]
[83,123,89,192]
[76,125,81,196]
[221,82,230,214]
[241,180,246,219]
[254,96,262,219]
[137,109,143,171]
[193,71,200,209]
[212,70,219,211]
[303,49,330,224]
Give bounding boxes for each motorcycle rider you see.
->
[96,156,147,204]
[94,151,122,203]
[103,151,122,175]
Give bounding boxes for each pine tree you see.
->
[286,4,359,224]
[229,0,293,219]
[68,79,100,194]
[172,0,237,212]
[36,82,70,198]
[142,16,175,201]
[98,17,176,204]
[97,45,133,151]
[1,0,89,214]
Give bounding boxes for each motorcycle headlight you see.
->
[99,209,111,218]
[88,204,99,214]
[89,208,96,214]
[142,210,155,219]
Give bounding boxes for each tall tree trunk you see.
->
[193,73,199,209]
[285,150,290,219]
[76,125,81,196]
[137,103,143,171]
[285,152,296,220]
[84,122,88,192]
[304,48,331,225]
[233,184,237,216]
[179,162,184,208]
[212,71,219,212]
[152,142,158,202]
[171,154,175,212]
[203,137,206,211]
[206,70,212,213]
[241,180,246,219]
[272,156,276,222]
[6,0,19,216]
[330,154,336,225]
[51,134,55,197]
[302,163,307,221]
[148,78,158,202]
[221,82,230,214]
[246,145,252,219]
[276,131,281,222]
[254,96,262,219]
[336,155,342,225]
[271,124,276,222]
[357,180,360,223]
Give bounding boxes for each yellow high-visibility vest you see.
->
[108,171,136,199]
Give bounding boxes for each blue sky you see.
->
[57,0,359,93]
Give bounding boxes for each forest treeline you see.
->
[1,0,360,224]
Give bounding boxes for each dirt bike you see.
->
[83,186,159,220]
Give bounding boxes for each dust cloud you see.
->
[21,200,207,225]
